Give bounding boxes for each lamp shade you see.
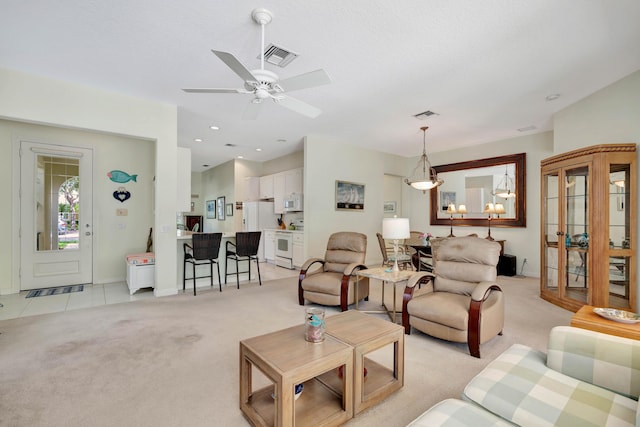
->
[457,204,468,214]
[483,203,496,214]
[382,217,410,240]
[494,203,506,215]
[446,204,457,214]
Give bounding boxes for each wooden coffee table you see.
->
[571,305,640,340]
[240,324,353,427]
[325,310,404,415]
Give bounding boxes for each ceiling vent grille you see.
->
[414,110,438,120]
[259,44,298,67]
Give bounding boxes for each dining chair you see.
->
[225,231,262,289]
[183,233,223,295]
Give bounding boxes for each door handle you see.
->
[85,232,92,236]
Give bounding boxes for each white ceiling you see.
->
[2,1,639,172]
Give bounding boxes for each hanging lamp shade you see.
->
[404,126,443,193]
[494,165,516,198]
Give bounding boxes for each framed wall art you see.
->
[226,203,233,217]
[206,200,216,219]
[383,201,397,214]
[217,196,225,220]
[440,191,456,211]
[335,180,365,211]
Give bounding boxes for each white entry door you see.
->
[20,141,93,290]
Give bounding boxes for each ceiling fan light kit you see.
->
[405,126,444,193]
[182,7,331,120]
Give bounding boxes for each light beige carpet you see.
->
[0,275,572,426]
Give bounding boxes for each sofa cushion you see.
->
[547,326,640,400]
[463,344,637,427]
[407,398,515,427]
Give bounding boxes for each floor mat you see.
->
[26,285,84,298]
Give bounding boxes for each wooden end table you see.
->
[325,310,404,415]
[240,324,353,427]
[570,305,640,340]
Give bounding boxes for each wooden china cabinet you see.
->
[540,144,636,312]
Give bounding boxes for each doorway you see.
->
[19,140,93,290]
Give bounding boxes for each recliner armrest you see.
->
[301,258,325,271]
[342,263,367,276]
[471,281,501,302]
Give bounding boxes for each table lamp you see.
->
[494,203,506,218]
[446,204,457,237]
[483,203,496,241]
[457,204,467,218]
[382,216,410,272]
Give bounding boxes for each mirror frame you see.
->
[429,153,526,228]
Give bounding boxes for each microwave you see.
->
[284,193,303,212]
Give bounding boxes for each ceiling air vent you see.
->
[414,110,438,120]
[225,143,237,147]
[259,44,298,67]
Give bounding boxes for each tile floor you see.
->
[0,262,298,321]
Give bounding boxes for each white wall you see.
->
[0,67,178,296]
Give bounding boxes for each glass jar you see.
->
[304,308,325,343]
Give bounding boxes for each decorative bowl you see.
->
[593,307,640,324]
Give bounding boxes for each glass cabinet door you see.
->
[608,164,632,308]
[564,166,589,304]
[542,172,559,293]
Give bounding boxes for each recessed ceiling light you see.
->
[194,138,203,142]
[210,125,220,130]
[255,148,262,152]
[545,93,561,101]
[237,155,244,159]
[276,139,287,143]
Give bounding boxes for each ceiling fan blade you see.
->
[278,69,331,92]
[212,50,257,83]
[182,88,249,93]
[274,95,322,118]
[242,100,263,120]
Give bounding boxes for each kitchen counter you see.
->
[264,228,303,234]
[177,230,236,239]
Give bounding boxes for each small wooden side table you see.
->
[570,305,640,340]
[325,310,404,415]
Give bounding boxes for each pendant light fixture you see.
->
[404,126,443,193]
[494,165,516,198]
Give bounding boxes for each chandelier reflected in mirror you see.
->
[494,165,516,198]
[404,126,443,193]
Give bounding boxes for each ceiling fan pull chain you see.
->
[260,22,265,71]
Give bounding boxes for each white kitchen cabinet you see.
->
[259,174,274,199]
[273,173,286,214]
[244,177,260,201]
[265,230,276,263]
[285,168,303,195]
[292,233,304,268]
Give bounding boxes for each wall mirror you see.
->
[430,153,526,227]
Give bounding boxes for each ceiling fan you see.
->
[182,8,331,119]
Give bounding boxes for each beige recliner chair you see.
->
[401,236,503,358]
[298,232,369,311]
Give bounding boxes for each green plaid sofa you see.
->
[409,326,640,426]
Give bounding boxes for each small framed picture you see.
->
[335,180,365,211]
[226,203,233,217]
[217,196,225,220]
[206,200,216,219]
[383,201,397,214]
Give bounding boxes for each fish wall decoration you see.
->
[108,170,137,183]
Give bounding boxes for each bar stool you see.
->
[225,231,262,289]
[183,233,222,295]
